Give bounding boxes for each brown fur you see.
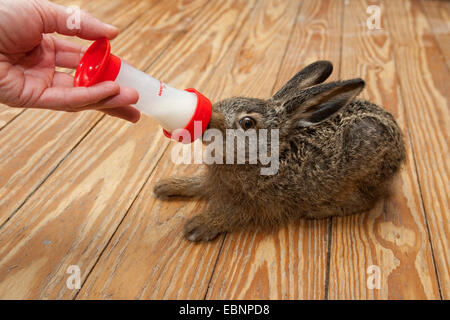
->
[153,61,406,241]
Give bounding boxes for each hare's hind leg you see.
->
[183,202,230,242]
[153,176,206,199]
[184,213,222,242]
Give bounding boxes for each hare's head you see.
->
[206,61,365,138]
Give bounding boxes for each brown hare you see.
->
[153,60,406,241]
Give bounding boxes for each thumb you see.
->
[39,0,119,40]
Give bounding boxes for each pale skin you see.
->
[0,0,141,122]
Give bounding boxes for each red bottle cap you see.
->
[74,37,121,87]
[163,88,212,144]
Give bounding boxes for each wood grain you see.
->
[0,116,168,299]
[0,110,102,226]
[420,0,450,69]
[76,0,258,299]
[204,0,342,299]
[328,0,441,300]
[0,0,210,299]
[0,106,23,131]
[385,0,449,299]
[110,0,211,69]
[79,0,157,31]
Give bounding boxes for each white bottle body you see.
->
[114,62,197,132]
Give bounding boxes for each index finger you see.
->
[52,36,86,68]
[40,0,119,40]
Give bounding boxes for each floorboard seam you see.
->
[383,0,443,299]
[0,114,105,232]
[203,234,227,300]
[0,109,27,133]
[193,0,260,97]
[406,127,443,299]
[324,218,333,300]
[114,0,161,36]
[325,0,346,300]
[269,0,305,96]
[73,142,170,299]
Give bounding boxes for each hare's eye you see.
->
[239,117,256,130]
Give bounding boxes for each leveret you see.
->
[153,61,406,241]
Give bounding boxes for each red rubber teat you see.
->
[74,38,121,87]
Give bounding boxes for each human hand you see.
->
[0,0,140,122]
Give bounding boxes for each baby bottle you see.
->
[73,38,212,143]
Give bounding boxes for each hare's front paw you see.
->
[153,179,179,199]
[154,177,205,199]
[184,215,221,242]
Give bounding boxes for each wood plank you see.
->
[271,0,343,92]
[0,0,210,299]
[0,0,161,227]
[79,0,156,31]
[267,0,344,298]
[420,0,450,69]
[0,110,102,226]
[0,117,168,299]
[0,106,23,130]
[384,0,449,299]
[328,0,440,299]
[203,0,342,299]
[76,0,259,299]
[77,149,215,299]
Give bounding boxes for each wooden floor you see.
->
[0,0,448,300]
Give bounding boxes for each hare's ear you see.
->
[282,79,365,128]
[272,60,333,101]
